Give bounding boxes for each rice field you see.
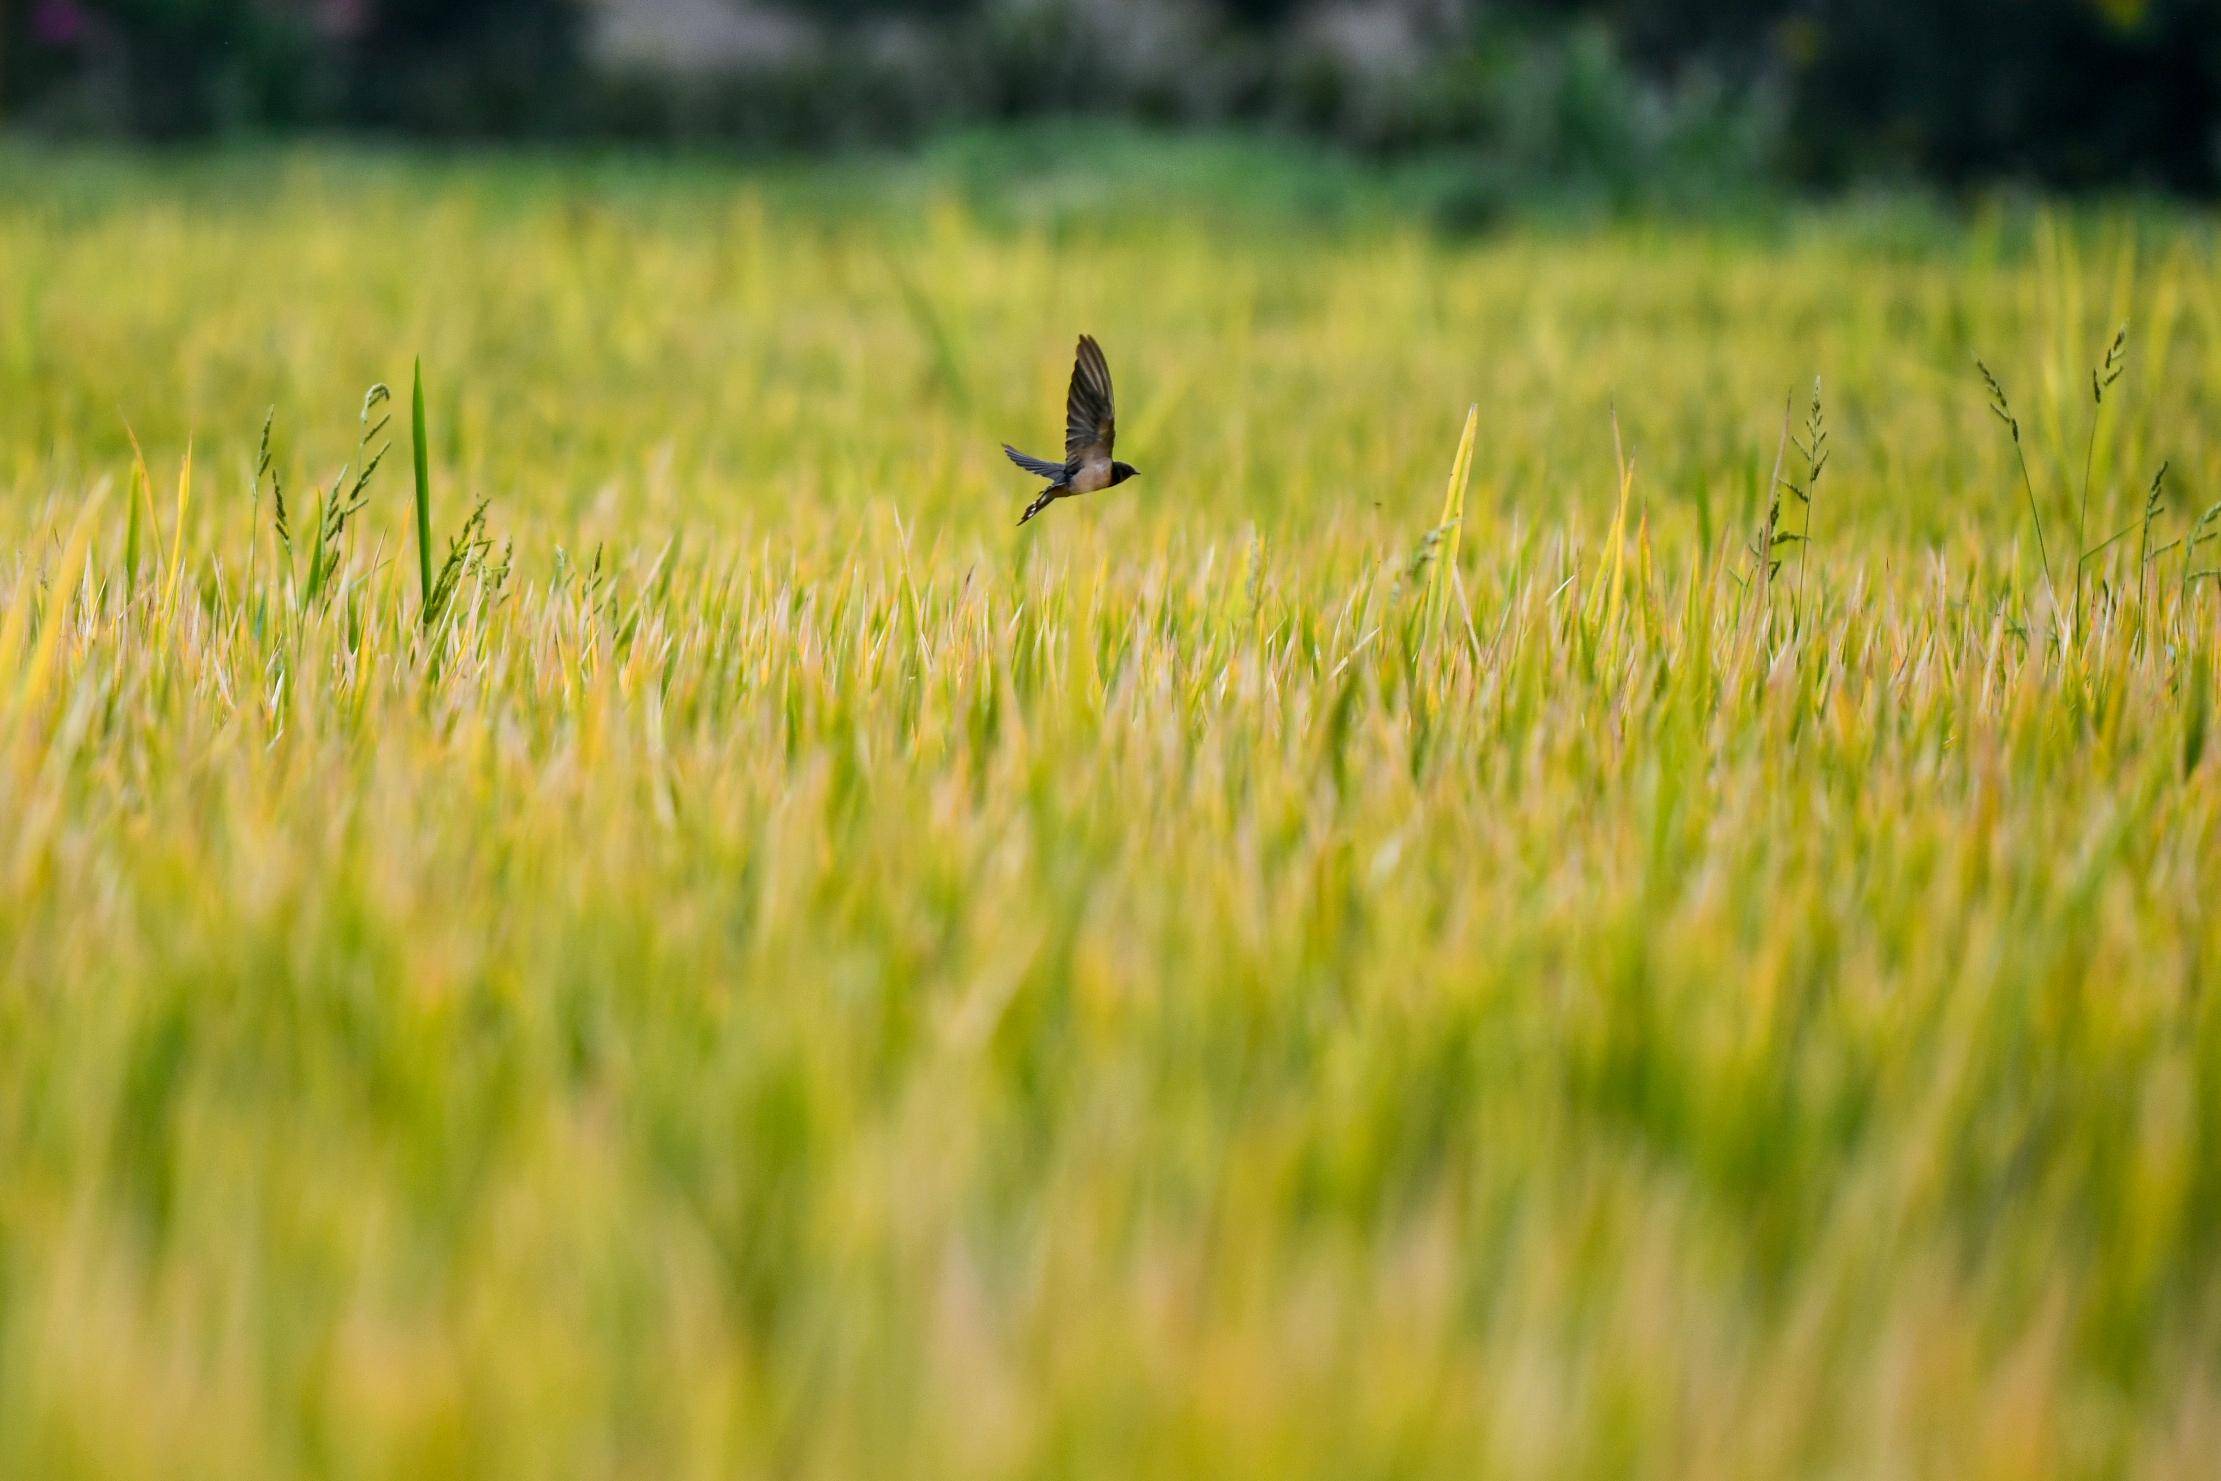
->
[4,144,2221,1477]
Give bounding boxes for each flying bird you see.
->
[1004,334,1139,526]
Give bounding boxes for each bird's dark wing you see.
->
[1003,444,1065,479]
[1064,334,1116,464]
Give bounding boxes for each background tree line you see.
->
[4,0,2216,195]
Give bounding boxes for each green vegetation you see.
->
[14,0,2217,196]
[3,149,2221,1476]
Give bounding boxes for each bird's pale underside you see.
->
[1003,334,1139,526]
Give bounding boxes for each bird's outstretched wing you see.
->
[1064,334,1115,465]
[1003,444,1065,479]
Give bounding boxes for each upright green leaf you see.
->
[1425,405,1478,638]
[412,356,434,625]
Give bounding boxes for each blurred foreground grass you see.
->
[3,145,2221,1476]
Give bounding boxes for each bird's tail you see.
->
[1017,486,1064,526]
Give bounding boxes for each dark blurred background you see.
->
[4,0,2216,195]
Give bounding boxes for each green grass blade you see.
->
[1425,404,1478,637]
[412,356,434,625]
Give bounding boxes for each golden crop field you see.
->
[3,144,2220,1477]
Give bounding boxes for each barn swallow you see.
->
[1004,334,1139,526]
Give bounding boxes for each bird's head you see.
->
[1111,461,1141,485]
